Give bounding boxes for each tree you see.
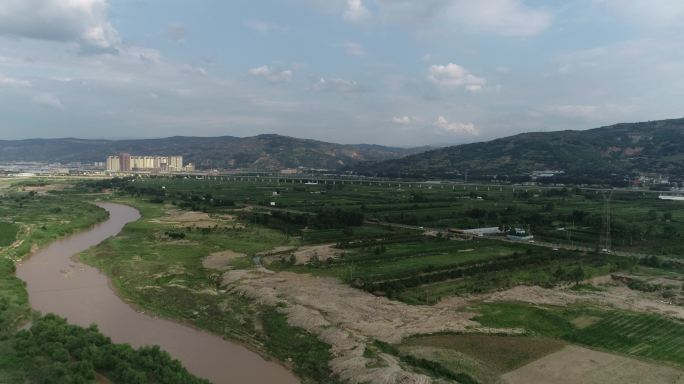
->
[570,266,585,285]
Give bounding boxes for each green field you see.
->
[400,333,566,374]
[473,302,684,368]
[0,222,18,247]
[86,177,684,256]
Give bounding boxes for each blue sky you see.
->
[0,0,683,146]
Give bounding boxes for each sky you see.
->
[0,0,683,146]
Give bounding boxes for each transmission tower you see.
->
[600,191,613,252]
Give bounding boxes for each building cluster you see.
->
[106,154,194,172]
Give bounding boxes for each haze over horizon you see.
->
[1,0,683,146]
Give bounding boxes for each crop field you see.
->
[273,235,631,304]
[400,334,566,373]
[78,177,647,305]
[473,301,684,369]
[88,177,684,256]
[569,311,684,366]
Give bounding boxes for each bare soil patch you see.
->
[292,243,343,264]
[152,209,244,229]
[23,183,71,194]
[257,246,295,257]
[571,315,602,329]
[473,284,684,320]
[502,345,684,384]
[202,250,247,270]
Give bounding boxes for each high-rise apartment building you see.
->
[105,154,184,172]
[106,156,121,172]
[119,153,131,172]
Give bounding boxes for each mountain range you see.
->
[0,135,428,170]
[2,118,683,182]
[352,118,684,183]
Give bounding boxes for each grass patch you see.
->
[373,340,479,384]
[261,308,339,384]
[473,301,684,368]
[402,334,566,373]
[0,222,18,247]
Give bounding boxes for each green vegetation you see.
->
[95,176,684,256]
[401,333,566,373]
[273,236,630,304]
[0,222,18,247]
[261,308,339,383]
[2,315,206,384]
[372,340,478,384]
[473,302,684,368]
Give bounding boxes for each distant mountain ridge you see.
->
[0,134,427,170]
[353,118,684,182]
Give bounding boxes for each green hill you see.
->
[0,134,426,171]
[353,118,684,184]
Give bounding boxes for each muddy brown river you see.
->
[16,202,299,384]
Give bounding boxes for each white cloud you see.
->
[314,77,365,93]
[249,65,294,83]
[344,0,371,22]
[434,116,478,135]
[392,116,412,124]
[0,74,31,87]
[32,92,64,110]
[428,63,486,92]
[343,41,366,57]
[0,0,120,53]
